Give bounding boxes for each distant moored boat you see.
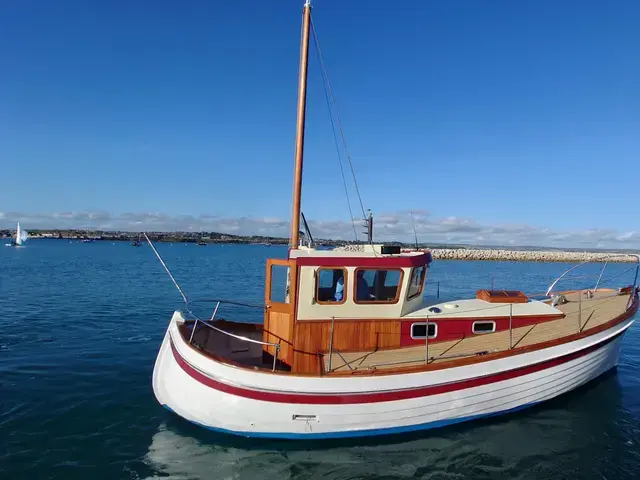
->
[7,221,28,247]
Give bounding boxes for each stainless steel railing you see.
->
[546,253,639,296]
[325,281,633,373]
[145,232,638,374]
[185,300,282,372]
[546,253,639,310]
[144,233,282,371]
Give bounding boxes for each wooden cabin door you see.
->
[263,258,297,365]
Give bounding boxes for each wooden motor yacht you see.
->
[151,1,639,439]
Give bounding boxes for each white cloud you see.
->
[0,210,639,249]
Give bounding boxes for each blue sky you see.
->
[1,0,639,247]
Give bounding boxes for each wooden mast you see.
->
[289,0,312,249]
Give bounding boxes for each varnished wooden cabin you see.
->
[262,244,433,374]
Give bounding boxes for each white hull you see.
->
[153,312,633,439]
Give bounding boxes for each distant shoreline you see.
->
[2,230,638,262]
[0,230,298,246]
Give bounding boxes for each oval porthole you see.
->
[428,306,442,314]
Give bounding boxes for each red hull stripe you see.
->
[293,253,431,268]
[170,329,623,405]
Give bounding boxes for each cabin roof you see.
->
[289,245,432,268]
[405,298,563,319]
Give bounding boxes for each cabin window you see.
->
[353,268,403,304]
[407,266,426,300]
[268,264,291,304]
[315,268,347,304]
[411,322,437,339]
[472,321,496,334]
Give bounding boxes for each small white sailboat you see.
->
[7,222,28,247]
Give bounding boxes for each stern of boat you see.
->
[151,310,239,430]
[151,309,294,435]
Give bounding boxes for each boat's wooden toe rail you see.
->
[322,291,632,374]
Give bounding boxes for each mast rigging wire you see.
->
[310,17,367,240]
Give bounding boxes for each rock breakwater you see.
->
[334,245,638,263]
[431,249,637,263]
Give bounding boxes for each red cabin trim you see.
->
[400,313,566,346]
[294,252,432,268]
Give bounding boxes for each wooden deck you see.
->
[322,290,632,373]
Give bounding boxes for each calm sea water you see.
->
[1,240,640,480]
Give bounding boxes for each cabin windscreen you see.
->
[354,268,403,303]
[407,266,427,300]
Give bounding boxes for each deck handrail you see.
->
[546,253,640,297]
[183,299,280,368]
[188,298,265,309]
[185,303,281,372]
[325,289,632,373]
[145,231,637,374]
[144,233,281,371]
[188,315,280,349]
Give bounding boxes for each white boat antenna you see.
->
[143,233,189,305]
[410,212,419,249]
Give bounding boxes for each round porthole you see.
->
[428,306,442,313]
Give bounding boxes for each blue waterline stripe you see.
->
[162,401,539,439]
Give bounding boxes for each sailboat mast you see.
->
[289,0,312,249]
